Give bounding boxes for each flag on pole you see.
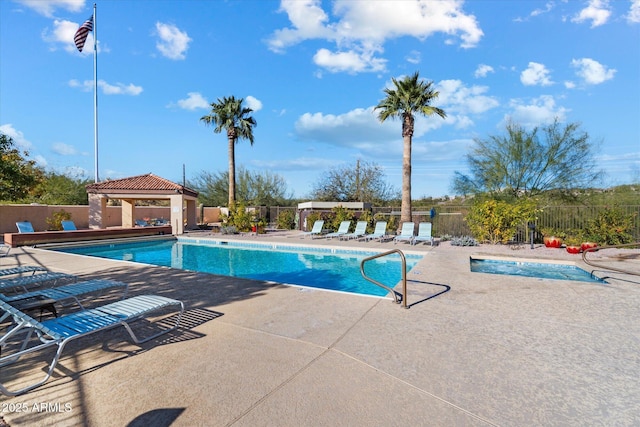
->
[74,16,94,52]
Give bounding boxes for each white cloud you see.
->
[474,64,494,78]
[0,124,32,150]
[520,62,553,86]
[505,95,569,128]
[572,0,611,28]
[52,142,77,156]
[267,0,483,74]
[16,0,85,18]
[245,96,263,112]
[176,92,209,110]
[154,22,191,60]
[313,48,386,73]
[406,50,421,65]
[435,79,499,129]
[69,79,143,95]
[564,81,577,89]
[571,58,616,84]
[33,155,48,167]
[628,0,640,23]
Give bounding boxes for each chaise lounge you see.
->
[0,294,184,396]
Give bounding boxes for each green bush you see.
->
[465,198,539,244]
[222,204,253,232]
[45,209,72,231]
[584,205,636,245]
[330,206,355,231]
[276,209,296,230]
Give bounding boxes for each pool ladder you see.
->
[582,242,640,277]
[360,249,408,309]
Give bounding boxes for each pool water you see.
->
[56,239,422,297]
[470,258,607,284]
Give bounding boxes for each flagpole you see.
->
[93,3,99,183]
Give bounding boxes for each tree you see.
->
[375,72,446,225]
[200,96,257,207]
[0,132,44,201]
[310,160,399,204]
[190,167,293,207]
[30,172,92,205]
[452,119,602,199]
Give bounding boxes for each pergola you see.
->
[85,173,199,235]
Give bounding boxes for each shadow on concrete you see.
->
[127,407,185,427]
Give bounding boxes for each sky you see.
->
[1,0,639,200]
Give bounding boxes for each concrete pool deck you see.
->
[1,231,639,426]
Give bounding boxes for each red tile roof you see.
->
[86,173,198,197]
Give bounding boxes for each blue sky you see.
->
[1,0,639,199]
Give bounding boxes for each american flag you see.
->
[74,16,93,52]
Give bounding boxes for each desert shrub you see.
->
[584,205,636,245]
[276,210,296,230]
[330,206,355,231]
[45,209,72,231]
[222,204,253,232]
[465,198,539,244]
[450,235,479,246]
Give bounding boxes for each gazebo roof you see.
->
[86,173,198,198]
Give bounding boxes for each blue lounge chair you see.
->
[325,221,351,239]
[135,219,151,227]
[16,221,35,233]
[364,221,388,242]
[1,279,128,311]
[0,295,184,396]
[339,221,367,240]
[0,266,47,277]
[413,222,434,246]
[0,244,10,258]
[394,222,415,244]
[301,220,324,239]
[61,220,77,231]
[0,272,76,293]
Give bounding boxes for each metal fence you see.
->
[270,205,640,243]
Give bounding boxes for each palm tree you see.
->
[200,96,257,207]
[375,72,446,225]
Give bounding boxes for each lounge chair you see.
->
[413,222,434,246]
[0,244,10,258]
[135,219,151,227]
[16,221,35,233]
[393,222,415,244]
[0,266,47,277]
[0,295,184,396]
[301,220,324,239]
[0,272,76,293]
[339,221,367,240]
[61,220,77,231]
[325,221,351,239]
[0,279,129,313]
[364,221,388,242]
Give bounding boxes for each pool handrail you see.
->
[582,241,640,277]
[360,249,408,308]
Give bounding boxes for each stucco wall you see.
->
[0,205,221,234]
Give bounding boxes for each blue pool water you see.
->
[470,258,607,283]
[55,238,422,297]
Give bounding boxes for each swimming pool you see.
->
[470,258,607,284]
[55,238,422,297]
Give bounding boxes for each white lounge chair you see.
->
[0,295,184,396]
[413,222,434,246]
[364,221,388,242]
[393,222,415,244]
[301,220,325,239]
[339,221,367,240]
[0,272,76,293]
[325,221,351,239]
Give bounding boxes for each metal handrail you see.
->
[360,249,408,309]
[582,241,640,277]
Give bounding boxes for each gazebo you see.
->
[86,173,199,235]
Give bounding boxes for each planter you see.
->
[581,242,598,252]
[565,245,581,254]
[544,236,563,248]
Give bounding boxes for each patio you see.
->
[1,232,639,426]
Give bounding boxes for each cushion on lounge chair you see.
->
[0,295,183,396]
